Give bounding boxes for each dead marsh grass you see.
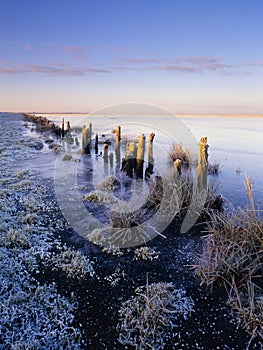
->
[194,207,263,341]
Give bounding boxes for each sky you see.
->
[0,0,262,114]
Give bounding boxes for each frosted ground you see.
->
[0,112,262,349]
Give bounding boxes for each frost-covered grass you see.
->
[194,208,263,341]
[102,245,125,256]
[104,268,126,287]
[133,246,160,261]
[0,169,86,348]
[117,280,194,349]
[0,115,90,349]
[49,247,95,279]
[96,175,121,191]
[0,247,82,349]
[84,190,121,204]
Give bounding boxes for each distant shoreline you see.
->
[1,112,262,119]
[180,114,263,119]
[29,112,263,119]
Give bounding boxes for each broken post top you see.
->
[138,133,146,141]
[149,132,155,142]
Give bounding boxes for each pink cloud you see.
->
[0,62,111,76]
[117,56,235,74]
[122,58,160,64]
[159,64,196,72]
[0,67,16,74]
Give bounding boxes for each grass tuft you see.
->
[194,207,263,340]
[117,279,194,349]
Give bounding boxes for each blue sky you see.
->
[0,0,262,113]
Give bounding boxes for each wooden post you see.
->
[122,142,136,177]
[136,134,145,179]
[95,133,99,155]
[115,141,121,165]
[62,118,65,138]
[89,123,92,149]
[109,152,114,168]
[82,125,86,150]
[145,132,155,178]
[197,137,209,189]
[115,125,121,166]
[66,121,71,133]
[86,127,91,154]
[82,125,91,154]
[198,137,209,164]
[116,125,121,143]
[103,143,108,163]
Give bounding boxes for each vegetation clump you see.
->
[208,161,220,175]
[102,245,125,256]
[84,190,120,204]
[133,246,160,260]
[194,207,263,341]
[49,247,95,279]
[117,280,194,349]
[62,154,73,161]
[97,175,121,191]
[169,143,193,166]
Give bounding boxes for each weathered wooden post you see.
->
[109,152,114,168]
[82,125,91,154]
[115,141,121,165]
[145,132,155,178]
[95,133,99,155]
[122,142,136,177]
[136,134,145,179]
[82,125,86,150]
[115,125,121,165]
[62,118,65,138]
[66,121,71,133]
[116,125,121,143]
[197,136,208,189]
[88,123,92,149]
[103,143,108,163]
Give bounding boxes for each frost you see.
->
[118,281,195,349]
[133,246,160,261]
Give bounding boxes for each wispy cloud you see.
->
[1,55,261,77]
[61,45,90,60]
[12,42,91,60]
[0,62,111,76]
[238,61,263,68]
[122,58,160,64]
[119,56,233,74]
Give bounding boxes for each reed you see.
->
[194,203,263,340]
